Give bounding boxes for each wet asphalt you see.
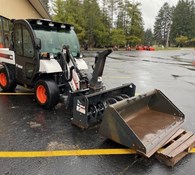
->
[0,49,195,175]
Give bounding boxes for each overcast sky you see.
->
[137,0,179,30]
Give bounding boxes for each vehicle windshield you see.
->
[32,25,80,57]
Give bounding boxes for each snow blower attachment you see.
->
[70,49,137,128]
[71,83,136,128]
[99,90,185,157]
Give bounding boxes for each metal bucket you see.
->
[99,89,185,157]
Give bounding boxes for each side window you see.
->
[14,24,23,55]
[23,27,34,57]
[14,24,34,57]
[0,18,3,48]
[0,17,12,48]
[3,18,11,48]
[4,32,10,48]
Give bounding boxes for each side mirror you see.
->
[35,38,41,50]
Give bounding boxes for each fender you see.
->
[39,59,62,73]
[75,58,88,70]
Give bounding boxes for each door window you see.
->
[14,24,23,55]
[14,24,34,57]
[23,27,34,57]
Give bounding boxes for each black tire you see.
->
[35,79,60,109]
[0,67,17,92]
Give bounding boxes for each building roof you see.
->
[0,0,51,20]
[28,0,51,19]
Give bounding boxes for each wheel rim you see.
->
[36,85,47,104]
[0,73,7,87]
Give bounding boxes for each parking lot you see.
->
[0,49,195,175]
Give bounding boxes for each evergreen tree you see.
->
[83,0,105,47]
[106,0,119,28]
[52,0,66,22]
[144,29,153,46]
[153,3,173,47]
[63,0,85,41]
[116,1,144,45]
[52,0,144,48]
[116,0,130,32]
[53,0,85,42]
[99,2,111,47]
[126,2,144,45]
[116,0,125,29]
[170,0,195,44]
[110,29,126,47]
[190,0,195,39]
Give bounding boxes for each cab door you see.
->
[13,23,38,86]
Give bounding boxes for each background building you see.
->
[0,0,50,19]
[0,0,50,48]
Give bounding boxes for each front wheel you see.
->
[0,67,17,92]
[35,80,60,109]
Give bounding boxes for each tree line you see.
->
[152,0,195,47]
[42,0,195,48]
[48,0,144,48]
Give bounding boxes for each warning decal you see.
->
[76,100,86,114]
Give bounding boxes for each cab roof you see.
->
[27,19,73,30]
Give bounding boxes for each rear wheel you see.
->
[0,67,17,92]
[35,79,60,109]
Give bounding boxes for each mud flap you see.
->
[99,90,185,157]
